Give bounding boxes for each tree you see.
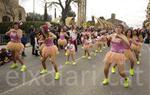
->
[26,13,43,21]
[26,12,52,21]
[44,2,48,21]
[47,0,78,24]
[67,5,76,17]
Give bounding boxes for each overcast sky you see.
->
[19,0,149,28]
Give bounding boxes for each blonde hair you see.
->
[145,22,150,28]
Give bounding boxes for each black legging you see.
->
[31,44,35,55]
[73,40,78,52]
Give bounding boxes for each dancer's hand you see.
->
[5,29,15,35]
[115,34,122,39]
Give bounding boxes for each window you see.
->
[2,16,10,22]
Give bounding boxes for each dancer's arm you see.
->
[117,34,130,48]
[16,29,23,39]
[5,29,14,36]
[49,32,57,39]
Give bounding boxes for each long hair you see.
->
[117,24,125,33]
[125,29,133,38]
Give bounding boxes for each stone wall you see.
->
[0,0,26,22]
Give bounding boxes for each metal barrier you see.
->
[0,34,9,45]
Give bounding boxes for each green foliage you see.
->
[26,12,52,21]
[26,13,43,21]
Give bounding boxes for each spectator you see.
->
[144,22,150,44]
[29,26,36,55]
[34,33,40,56]
[21,31,28,56]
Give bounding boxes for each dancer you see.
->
[58,28,68,49]
[95,33,102,53]
[102,24,130,88]
[5,22,27,72]
[39,24,60,80]
[111,29,137,76]
[131,29,142,64]
[91,29,98,55]
[65,38,76,65]
[82,34,92,59]
[81,29,90,47]
[138,30,144,57]
[101,30,108,49]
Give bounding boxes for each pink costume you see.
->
[104,37,126,64]
[83,39,91,50]
[110,40,125,53]
[42,38,58,58]
[60,34,65,40]
[131,36,141,52]
[7,31,24,52]
[10,32,21,42]
[58,33,67,46]
[123,38,136,61]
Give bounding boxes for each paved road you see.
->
[0,45,150,95]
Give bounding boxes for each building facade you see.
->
[77,0,86,26]
[0,0,26,22]
[107,13,128,28]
